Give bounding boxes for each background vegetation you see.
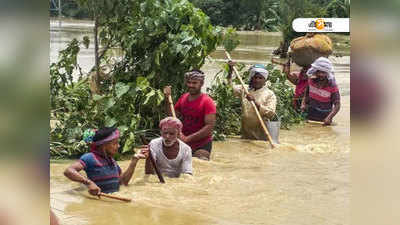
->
[50,0,227,158]
[50,0,349,57]
[50,0,347,158]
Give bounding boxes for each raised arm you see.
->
[282,61,299,85]
[163,86,173,116]
[163,86,181,118]
[120,146,148,185]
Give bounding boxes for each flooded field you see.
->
[50,19,350,225]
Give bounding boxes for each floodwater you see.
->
[50,19,350,225]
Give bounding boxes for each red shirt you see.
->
[175,93,216,150]
[294,71,309,98]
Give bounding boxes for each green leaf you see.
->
[93,94,105,101]
[105,116,117,127]
[147,71,156,79]
[117,125,129,136]
[155,89,164,106]
[130,116,138,130]
[122,132,135,153]
[143,89,155,105]
[104,97,116,110]
[136,76,150,90]
[115,82,130,98]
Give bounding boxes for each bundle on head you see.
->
[290,33,333,67]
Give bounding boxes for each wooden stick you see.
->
[271,58,286,66]
[307,120,324,125]
[307,120,336,126]
[225,51,276,148]
[139,135,165,183]
[168,95,177,118]
[99,192,132,202]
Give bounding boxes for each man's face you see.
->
[186,78,203,95]
[161,127,179,147]
[251,73,266,89]
[314,70,329,82]
[101,138,120,156]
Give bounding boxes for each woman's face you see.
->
[101,138,120,156]
[161,127,179,147]
[251,73,266,89]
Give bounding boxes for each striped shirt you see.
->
[79,152,121,193]
[307,78,340,121]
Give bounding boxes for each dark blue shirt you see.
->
[79,152,121,193]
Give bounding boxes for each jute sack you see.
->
[290,34,333,67]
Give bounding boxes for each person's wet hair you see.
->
[93,127,117,142]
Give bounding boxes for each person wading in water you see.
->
[164,69,217,160]
[227,62,277,140]
[301,57,341,125]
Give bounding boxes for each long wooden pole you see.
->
[224,51,276,148]
[99,192,132,202]
[140,135,165,183]
[168,95,177,118]
[307,120,336,126]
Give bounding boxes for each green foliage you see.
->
[207,64,244,140]
[190,0,280,31]
[207,62,305,140]
[51,0,350,33]
[278,0,326,44]
[266,64,306,128]
[50,0,228,158]
[222,27,240,53]
[326,0,350,18]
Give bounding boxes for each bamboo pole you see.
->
[140,135,165,183]
[168,95,177,118]
[225,51,276,148]
[99,193,132,202]
[306,120,336,126]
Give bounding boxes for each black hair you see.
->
[190,69,204,74]
[93,127,117,142]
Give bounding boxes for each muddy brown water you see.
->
[50,19,350,225]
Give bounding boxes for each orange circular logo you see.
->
[315,18,325,30]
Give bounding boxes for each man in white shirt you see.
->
[144,117,193,177]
